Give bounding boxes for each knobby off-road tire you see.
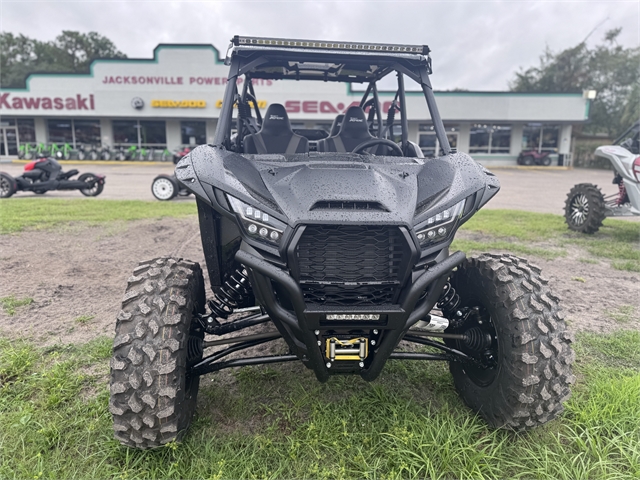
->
[110,257,206,449]
[564,183,605,234]
[448,253,575,430]
[521,155,534,166]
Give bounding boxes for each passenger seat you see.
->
[244,104,309,154]
[320,106,374,153]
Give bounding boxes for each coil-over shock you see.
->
[436,281,493,358]
[208,268,251,319]
[436,282,461,320]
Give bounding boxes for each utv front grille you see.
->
[294,225,410,306]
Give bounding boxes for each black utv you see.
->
[110,37,575,449]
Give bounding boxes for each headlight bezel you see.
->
[226,194,287,246]
[414,199,465,248]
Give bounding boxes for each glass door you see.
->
[0,127,19,156]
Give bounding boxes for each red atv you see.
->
[172,145,193,164]
[517,150,553,166]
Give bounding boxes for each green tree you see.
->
[510,28,640,136]
[0,31,127,88]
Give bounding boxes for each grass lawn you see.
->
[453,210,640,272]
[0,198,196,234]
[1,200,639,478]
[0,332,638,479]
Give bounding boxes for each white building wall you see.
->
[559,124,572,155]
[509,123,524,155]
[456,123,470,153]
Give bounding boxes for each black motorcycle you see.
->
[0,154,105,198]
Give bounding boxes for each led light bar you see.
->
[325,314,381,321]
[232,36,430,55]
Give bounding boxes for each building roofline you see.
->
[1,43,225,92]
[0,41,583,99]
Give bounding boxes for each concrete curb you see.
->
[487,165,572,171]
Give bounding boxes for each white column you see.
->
[206,120,217,144]
[510,123,523,155]
[559,124,572,154]
[100,118,113,147]
[34,118,47,143]
[457,122,470,153]
[166,119,181,151]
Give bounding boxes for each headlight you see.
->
[227,194,287,245]
[415,199,465,247]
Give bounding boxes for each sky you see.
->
[1,0,638,91]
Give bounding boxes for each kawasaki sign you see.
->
[0,93,95,110]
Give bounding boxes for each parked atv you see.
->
[150,173,191,201]
[173,145,193,164]
[110,36,574,449]
[565,121,640,233]
[0,154,105,198]
[517,149,553,166]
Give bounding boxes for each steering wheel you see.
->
[352,138,403,156]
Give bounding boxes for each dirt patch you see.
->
[0,217,206,346]
[455,230,640,333]
[1,218,638,348]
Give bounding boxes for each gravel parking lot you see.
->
[1,161,637,219]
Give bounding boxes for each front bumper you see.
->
[236,249,466,381]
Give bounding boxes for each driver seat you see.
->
[244,104,309,154]
[321,106,374,153]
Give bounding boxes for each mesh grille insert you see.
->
[295,225,408,306]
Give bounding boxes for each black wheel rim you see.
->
[569,193,589,226]
[456,302,500,387]
[81,176,99,195]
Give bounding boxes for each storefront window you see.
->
[180,121,206,146]
[541,126,559,152]
[47,119,74,144]
[469,124,490,153]
[113,120,166,147]
[419,124,458,156]
[140,121,166,146]
[491,125,511,153]
[522,124,559,153]
[522,124,540,151]
[470,124,511,154]
[113,121,138,145]
[74,119,101,146]
[17,119,36,143]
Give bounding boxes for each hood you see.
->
[176,146,493,228]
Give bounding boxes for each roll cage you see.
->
[213,36,452,157]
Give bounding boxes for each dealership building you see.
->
[0,43,592,165]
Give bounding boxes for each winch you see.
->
[325,337,368,362]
